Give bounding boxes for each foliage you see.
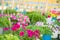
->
[45,11,51,18]
[3,9,17,14]
[0,16,12,28]
[26,11,46,24]
[0,10,2,13]
[0,34,20,40]
[42,26,52,35]
[55,20,60,26]
[26,25,43,34]
[26,25,52,35]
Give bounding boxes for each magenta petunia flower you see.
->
[10,15,16,20]
[27,29,34,38]
[3,27,9,31]
[12,23,20,31]
[4,14,8,16]
[12,27,17,31]
[19,31,24,36]
[20,14,24,18]
[22,23,25,29]
[47,15,51,18]
[25,23,28,26]
[19,18,22,22]
[0,14,3,17]
[22,21,25,24]
[34,30,40,38]
[24,16,28,20]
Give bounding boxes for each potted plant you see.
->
[42,26,52,40]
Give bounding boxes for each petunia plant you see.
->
[10,25,41,40]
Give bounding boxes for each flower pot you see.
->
[0,27,3,34]
[42,34,51,40]
[51,30,58,38]
[57,31,60,40]
[57,34,60,40]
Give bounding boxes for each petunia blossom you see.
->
[19,31,24,36]
[27,29,34,38]
[12,23,20,31]
[3,27,9,31]
[34,30,40,38]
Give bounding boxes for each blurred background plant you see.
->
[26,11,46,25]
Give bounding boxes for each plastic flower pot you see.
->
[57,34,60,40]
[51,31,58,38]
[0,27,3,34]
[42,34,51,40]
[57,31,60,40]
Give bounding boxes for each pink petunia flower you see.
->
[25,23,28,26]
[12,23,20,31]
[24,19,26,22]
[24,16,28,20]
[22,21,26,24]
[3,27,9,31]
[0,14,3,17]
[10,15,16,20]
[4,14,8,16]
[22,23,26,29]
[47,15,51,18]
[20,14,24,18]
[19,31,24,36]
[27,29,34,38]
[11,27,17,31]
[19,18,22,22]
[34,30,40,38]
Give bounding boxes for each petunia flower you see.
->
[34,30,40,38]
[47,15,51,18]
[19,18,22,22]
[25,23,28,26]
[3,27,9,31]
[19,31,24,36]
[20,14,24,18]
[10,14,16,20]
[12,23,20,31]
[27,29,34,38]
[0,14,3,17]
[24,16,28,20]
